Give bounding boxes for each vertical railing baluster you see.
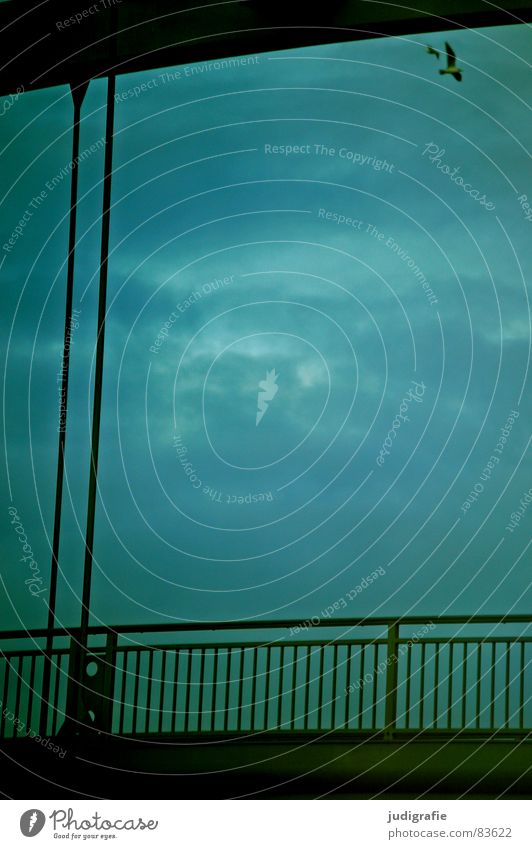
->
[145,649,154,734]
[344,645,352,729]
[355,646,364,729]
[197,649,205,732]
[0,658,9,737]
[433,644,440,729]
[490,643,496,730]
[102,630,118,733]
[223,648,231,731]
[475,643,482,728]
[250,648,258,731]
[303,646,311,730]
[446,642,453,729]
[171,650,179,733]
[317,646,324,730]
[66,642,79,732]
[405,642,412,730]
[51,654,61,736]
[118,651,127,734]
[331,644,338,729]
[132,651,141,734]
[276,647,284,729]
[420,643,426,729]
[237,648,245,731]
[184,650,192,732]
[384,622,399,738]
[14,656,23,736]
[158,651,167,734]
[460,643,467,729]
[519,641,525,729]
[210,648,219,732]
[26,654,36,733]
[290,646,297,730]
[264,646,271,730]
[504,641,511,729]
[371,645,379,730]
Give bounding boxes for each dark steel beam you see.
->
[1,1,532,97]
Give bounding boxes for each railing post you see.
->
[61,629,117,735]
[61,630,82,736]
[39,644,53,737]
[384,621,400,740]
[100,630,118,732]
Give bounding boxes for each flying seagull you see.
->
[439,41,462,81]
[426,45,440,59]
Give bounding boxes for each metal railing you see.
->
[1,616,531,739]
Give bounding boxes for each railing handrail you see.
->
[2,614,531,739]
[1,614,532,642]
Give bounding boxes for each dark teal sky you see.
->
[1,24,530,633]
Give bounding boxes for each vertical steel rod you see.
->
[73,73,115,729]
[40,80,89,736]
[78,73,115,654]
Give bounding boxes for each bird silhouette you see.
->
[439,42,462,81]
[426,45,440,59]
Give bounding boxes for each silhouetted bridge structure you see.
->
[1,615,531,797]
[2,0,531,800]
